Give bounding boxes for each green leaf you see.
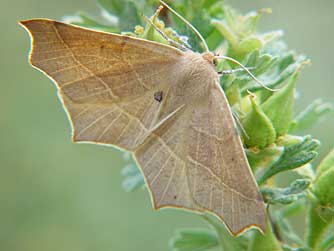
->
[279,199,306,218]
[225,81,241,105]
[242,95,276,149]
[238,36,263,55]
[63,12,118,32]
[238,50,278,79]
[246,53,308,93]
[169,228,218,251]
[234,50,278,95]
[246,145,283,171]
[261,179,310,205]
[170,0,224,52]
[275,213,304,245]
[201,215,247,251]
[272,54,308,85]
[261,30,284,44]
[316,149,334,177]
[212,6,276,59]
[121,163,144,192]
[98,0,124,14]
[313,150,334,206]
[205,28,224,50]
[211,18,238,49]
[318,231,334,251]
[248,219,283,251]
[306,203,334,250]
[258,136,319,184]
[273,201,307,247]
[248,53,278,77]
[242,9,271,34]
[98,0,142,31]
[277,52,296,72]
[282,245,311,251]
[203,0,224,9]
[140,6,167,43]
[261,69,298,136]
[277,134,305,147]
[138,6,191,48]
[290,99,333,132]
[293,163,316,180]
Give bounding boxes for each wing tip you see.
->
[208,204,266,236]
[18,19,32,33]
[18,20,27,27]
[19,19,38,66]
[19,18,54,25]
[18,18,43,30]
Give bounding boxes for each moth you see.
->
[20,2,266,235]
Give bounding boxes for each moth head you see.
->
[201,52,218,66]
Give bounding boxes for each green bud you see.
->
[242,95,276,149]
[134,25,144,35]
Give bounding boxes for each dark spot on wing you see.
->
[154,91,163,102]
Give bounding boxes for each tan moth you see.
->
[20,1,266,235]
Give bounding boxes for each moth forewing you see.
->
[20,19,266,236]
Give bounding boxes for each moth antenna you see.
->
[142,14,188,50]
[159,0,210,53]
[232,111,249,139]
[217,67,255,75]
[216,55,279,92]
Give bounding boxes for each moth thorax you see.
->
[175,51,218,103]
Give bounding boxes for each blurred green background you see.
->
[1,0,333,250]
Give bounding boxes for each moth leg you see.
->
[231,110,249,139]
[217,67,255,76]
[142,15,190,51]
